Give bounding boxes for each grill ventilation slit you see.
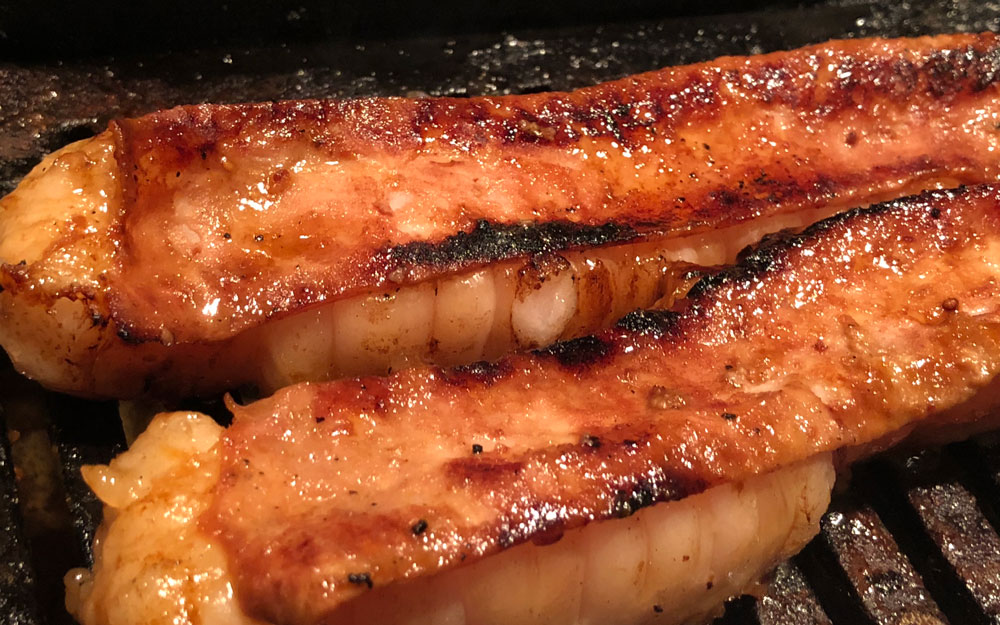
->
[796,497,930,625]
[852,456,991,625]
[48,396,125,565]
[949,436,1000,538]
[754,560,831,625]
[0,357,87,625]
[0,405,43,625]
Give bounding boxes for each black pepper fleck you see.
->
[653,605,663,613]
[582,434,601,448]
[254,234,264,242]
[706,581,713,590]
[471,443,484,454]
[347,572,373,589]
[721,412,737,421]
[941,297,959,312]
[411,519,428,535]
[223,232,231,240]
[929,207,942,219]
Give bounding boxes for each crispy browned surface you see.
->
[206,185,1000,625]
[30,32,1000,343]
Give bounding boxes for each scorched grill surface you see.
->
[2,1,1000,623]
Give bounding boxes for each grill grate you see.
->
[2,2,1000,623]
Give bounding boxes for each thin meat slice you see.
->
[66,412,833,625]
[203,184,1000,623]
[69,185,1000,625]
[5,34,1000,397]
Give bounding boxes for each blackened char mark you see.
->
[611,472,708,519]
[615,309,680,338]
[387,219,638,273]
[534,335,613,370]
[681,210,843,304]
[683,186,971,305]
[926,44,1000,95]
[441,360,514,388]
[686,229,800,302]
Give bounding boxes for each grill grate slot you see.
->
[47,397,125,566]
[0,358,88,625]
[804,498,947,625]
[0,406,43,625]
[893,449,1000,623]
[755,561,832,625]
[853,456,997,625]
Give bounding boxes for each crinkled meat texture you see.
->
[207,186,1000,625]
[89,33,1000,342]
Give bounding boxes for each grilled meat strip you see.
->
[4,34,1000,398]
[202,185,1000,623]
[68,412,833,625]
[73,184,1000,624]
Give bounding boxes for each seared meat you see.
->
[71,185,1000,624]
[4,34,1000,397]
[67,411,832,625]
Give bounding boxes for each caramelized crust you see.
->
[206,186,1000,624]
[5,34,1000,398]
[7,33,1000,344]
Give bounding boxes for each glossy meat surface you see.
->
[207,186,1000,624]
[67,411,833,625]
[8,34,1000,344]
[5,34,1000,398]
[105,32,1000,342]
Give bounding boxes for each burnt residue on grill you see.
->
[0,356,97,625]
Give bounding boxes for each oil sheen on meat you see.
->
[66,412,832,625]
[69,185,1000,624]
[4,33,1000,398]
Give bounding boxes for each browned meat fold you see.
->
[4,34,1000,397]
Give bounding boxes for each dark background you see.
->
[0,0,816,60]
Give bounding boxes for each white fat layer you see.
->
[256,202,837,392]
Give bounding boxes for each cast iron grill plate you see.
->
[1,1,1000,623]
